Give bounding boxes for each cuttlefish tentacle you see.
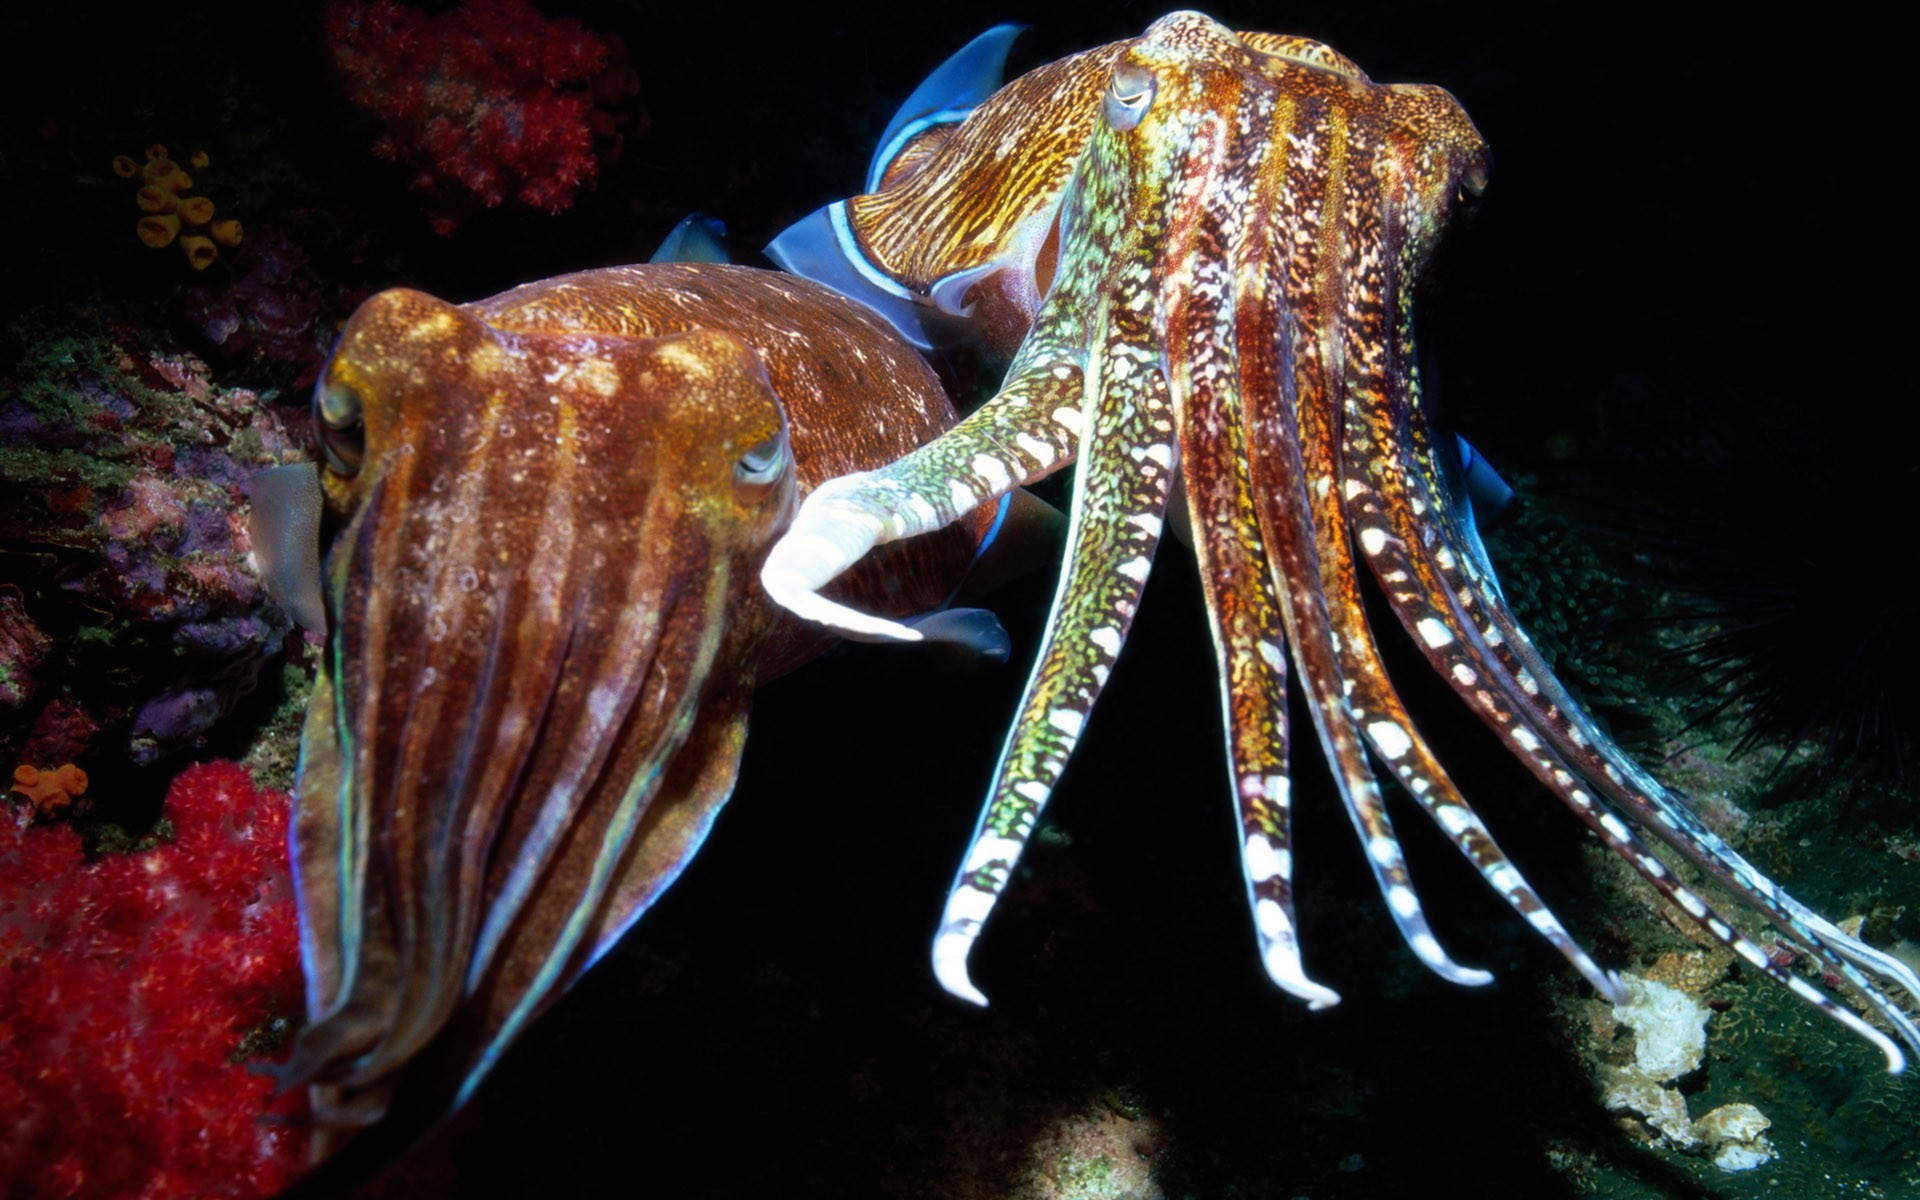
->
[932,346,1176,1005]
[1367,396,1920,1062]
[1213,25,1490,992]
[1303,120,1624,1001]
[933,111,1181,1003]
[1220,63,1488,991]
[1172,87,1331,1007]
[359,379,623,1086]
[1343,72,1920,1049]
[1330,209,1920,1063]
[1171,143,1340,1003]
[760,92,1130,640]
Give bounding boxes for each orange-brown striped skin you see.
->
[283,263,989,1159]
[850,44,1122,293]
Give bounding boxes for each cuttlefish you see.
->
[759,13,1920,1065]
[258,260,1003,1159]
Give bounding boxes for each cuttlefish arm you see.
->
[274,264,996,1162]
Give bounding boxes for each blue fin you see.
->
[1453,434,1515,525]
[650,214,732,264]
[903,607,1012,661]
[971,491,1016,571]
[246,461,326,633]
[766,201,939,349]
[866,23,1026,193]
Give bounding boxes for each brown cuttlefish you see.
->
[254,260,1006,1165]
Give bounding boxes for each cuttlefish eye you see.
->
[1103,62,1156,131]
[313,376,365,477]
[1458,158,1490,204]
[733,434,788,498]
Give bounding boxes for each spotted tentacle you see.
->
[1297,100,1624,1003]
[758,102,1140,641]
[933,289,1177,1004]
[1162,86,1340,1008]
[1431,453,1920,1030]
[1345,237,1920,1064]
[1234,87,1490,990]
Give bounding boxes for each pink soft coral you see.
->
[325,0,638,233]
[0,762,308,1198]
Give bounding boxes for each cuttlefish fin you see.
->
[1450,434,1515,527]
[285,662,349,1035]
[765,25,1026,350]
[457,672,757,1109]
[274,676,754,1198]
[944,486,1066,609]
[650,214,732,264]
[247,461,327,634]
[865,22,1026,193]
[901,608,1011,661]
[766,202,939,350]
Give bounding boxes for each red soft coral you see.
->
[0,762,309,1199]
[325,0,638,233]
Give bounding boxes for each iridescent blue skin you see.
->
[760,12,1920,1068]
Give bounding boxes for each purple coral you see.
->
[0,333,301,774]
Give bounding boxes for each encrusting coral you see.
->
[113,144,242,270]
[9,763,87,816]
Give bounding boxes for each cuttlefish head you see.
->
[278,287,794,1149]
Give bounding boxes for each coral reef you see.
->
[114,144,242,270]
[323,0,640,234]
[0,761,307,1197]
[0,327,306,782]
[0,586,48,712]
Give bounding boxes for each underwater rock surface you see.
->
[0,328,305,798]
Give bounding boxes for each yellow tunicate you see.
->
[139,158,193,193]
[138,213,181,248]
[179,235,218,270]
[123,142,238,264]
